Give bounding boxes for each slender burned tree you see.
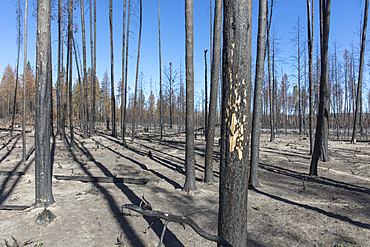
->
[309,0,331,176]
[351,0,369,144]
[204,0,222,183]
[109,0,116,138]
[249,0,267,189]
[10,0,22,137]
[218,0,252,245]
[307,0,314,154]
[131,0,142,144]
[184,0,196,192]
[68,0,74,147]
[123,0,131,144]
[121,0,127,141]
[35,0,54,207]
[158,0,164,139]
[80,0,88,138]
[22,0,28,163]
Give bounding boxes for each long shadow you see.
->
[260,163,370,195]
[0,133,21,152]
[90,138,182,189]
[262,146,311,160]
[0,135,22,164]
[72,137,184,246]
[0,156,34,205]
[253,188,370,230]
[98,131,218,172]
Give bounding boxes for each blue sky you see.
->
[0,0,368,107]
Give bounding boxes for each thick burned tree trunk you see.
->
[35,0,54,207]
[131,0,142,144]
[307,0,314,154]
[249,0,267,189]
[183,0,196,192]
[204,0,222,183]
[218,0,252,245]
[351,0,368,144]
[57,0,62,138]
[310,0,331,176]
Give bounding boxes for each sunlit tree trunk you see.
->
[204,0,222,183]
[218,0,252,245]
[35,0,54,207]
[249,0,267,189]
[183,0,196,192]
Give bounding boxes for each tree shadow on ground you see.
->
[68,135,184,246]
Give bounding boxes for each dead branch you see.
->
[121,204,232,247]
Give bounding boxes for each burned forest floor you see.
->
[0,125,369,247]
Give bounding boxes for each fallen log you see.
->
[0,171,25,176]
[121,204,232,247]
[54,175,148,184]
[0,205,29,211]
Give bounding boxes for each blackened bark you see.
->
[310,0,331,176]
[35,0,54,207]
[80,0,88,138]
[204,49,208,134]
[218,0,252,245]
[123,0,131,143]
[183,0,196,192]
[10,0,21,138]
[158,0,164,140]
[91,0,97,136]
[351,0,368,144]
[204,0,222,183]
[131,0,142,144]
[22,0,28,163]
[68,0,74,147]
[89,0,94,136]
[266,0,274,142]
[307,0,314,154]
[109,0,116,138]
[121,0,127,141]
[249,0,267,189]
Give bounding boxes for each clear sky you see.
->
[0,0,368,108]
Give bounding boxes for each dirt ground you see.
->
[0,126,369,247]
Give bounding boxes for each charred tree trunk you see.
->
[121,0,127,141]
[204,0,222,183]
[22,0,28,163]
[35,0,55,207]
[351,0,368,144]
[131,0,142,144]
[204,49,208,134]
[80,0,89,138]
[184,0,196,192]
[249,0,267,189]
[123,0,131,144]
[109,0,116,138]
[310,0,331,176]
[218,0,252,245]
[307,0,314,154]
[68,0,74,147]
[158,0,164,140]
